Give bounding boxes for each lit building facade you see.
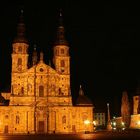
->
[133,96,140,115]
[0,12,93,134]
[130,95,140,129]
[94,113,106,127]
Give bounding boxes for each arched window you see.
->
[39,85,44,97]
[27,84,32,92]
[17,58,22,66]
[62,115,66,124]
[60,60,65,67]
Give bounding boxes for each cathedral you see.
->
[0,11,93,134]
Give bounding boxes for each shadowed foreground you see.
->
[1,130,140,140]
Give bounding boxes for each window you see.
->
[61,49,64,54]
[16,115,20,124]
[21,87,24,95]
[39,85,44,97]
[62,116,66,124]
[17,58,22,66]
[58,88,63,95]
[40,68,44,72]
[5,115,9,119]
[60,60,65,67]
[18,46,22,52]
[27,84,32,92]
[59,88,61,95]
[55,49,58,55]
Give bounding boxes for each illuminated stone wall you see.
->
[0,13,93,134]
[130,114,140,129]
[0,105,93,133]
[133,96,140,115]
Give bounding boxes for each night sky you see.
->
[0,1,140,117]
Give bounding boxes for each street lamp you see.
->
[93,120,97,131]
[84,120,90,125]
[121,121,125,130]
[84,120,90,133]
[107,103,112,130]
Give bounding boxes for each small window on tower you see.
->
[17,58,22,66]
[61,49,64,54]
[18,46,22,52]
[55,49,58,55]
[61,60,65,67]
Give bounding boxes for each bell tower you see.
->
[10,10,29,98]
[11,10,29,73]
[53,11,70,75]
[53,11,70,96]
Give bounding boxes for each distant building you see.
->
[0,11,93,134]
[93,109,106,130]
[94,112,106,126]
[111,94,140,129]
[130,95,140,129]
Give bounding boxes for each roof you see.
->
[76,94,93,106]
[75,85,93,106]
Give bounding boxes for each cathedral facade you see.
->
[0,12,93,134]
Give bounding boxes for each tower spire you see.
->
[40,52,44,62]
[55,9,68,45]
[13,9,28,43]
[59,9,63,26]
[79,85,84,96]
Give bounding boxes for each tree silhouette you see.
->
[121,91,131,128]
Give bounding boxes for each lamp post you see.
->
[93,120,97,131]
[107,103,112,130]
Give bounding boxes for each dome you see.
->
[76,94,93,106]
[75,85,93,106]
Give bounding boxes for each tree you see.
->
[121,91,131,128]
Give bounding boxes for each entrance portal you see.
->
[38,121,44,133]
[4,125,8,133]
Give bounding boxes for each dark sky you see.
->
[0,0,140,116]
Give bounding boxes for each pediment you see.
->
[27,62,58,75]
[36,63,58,75]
